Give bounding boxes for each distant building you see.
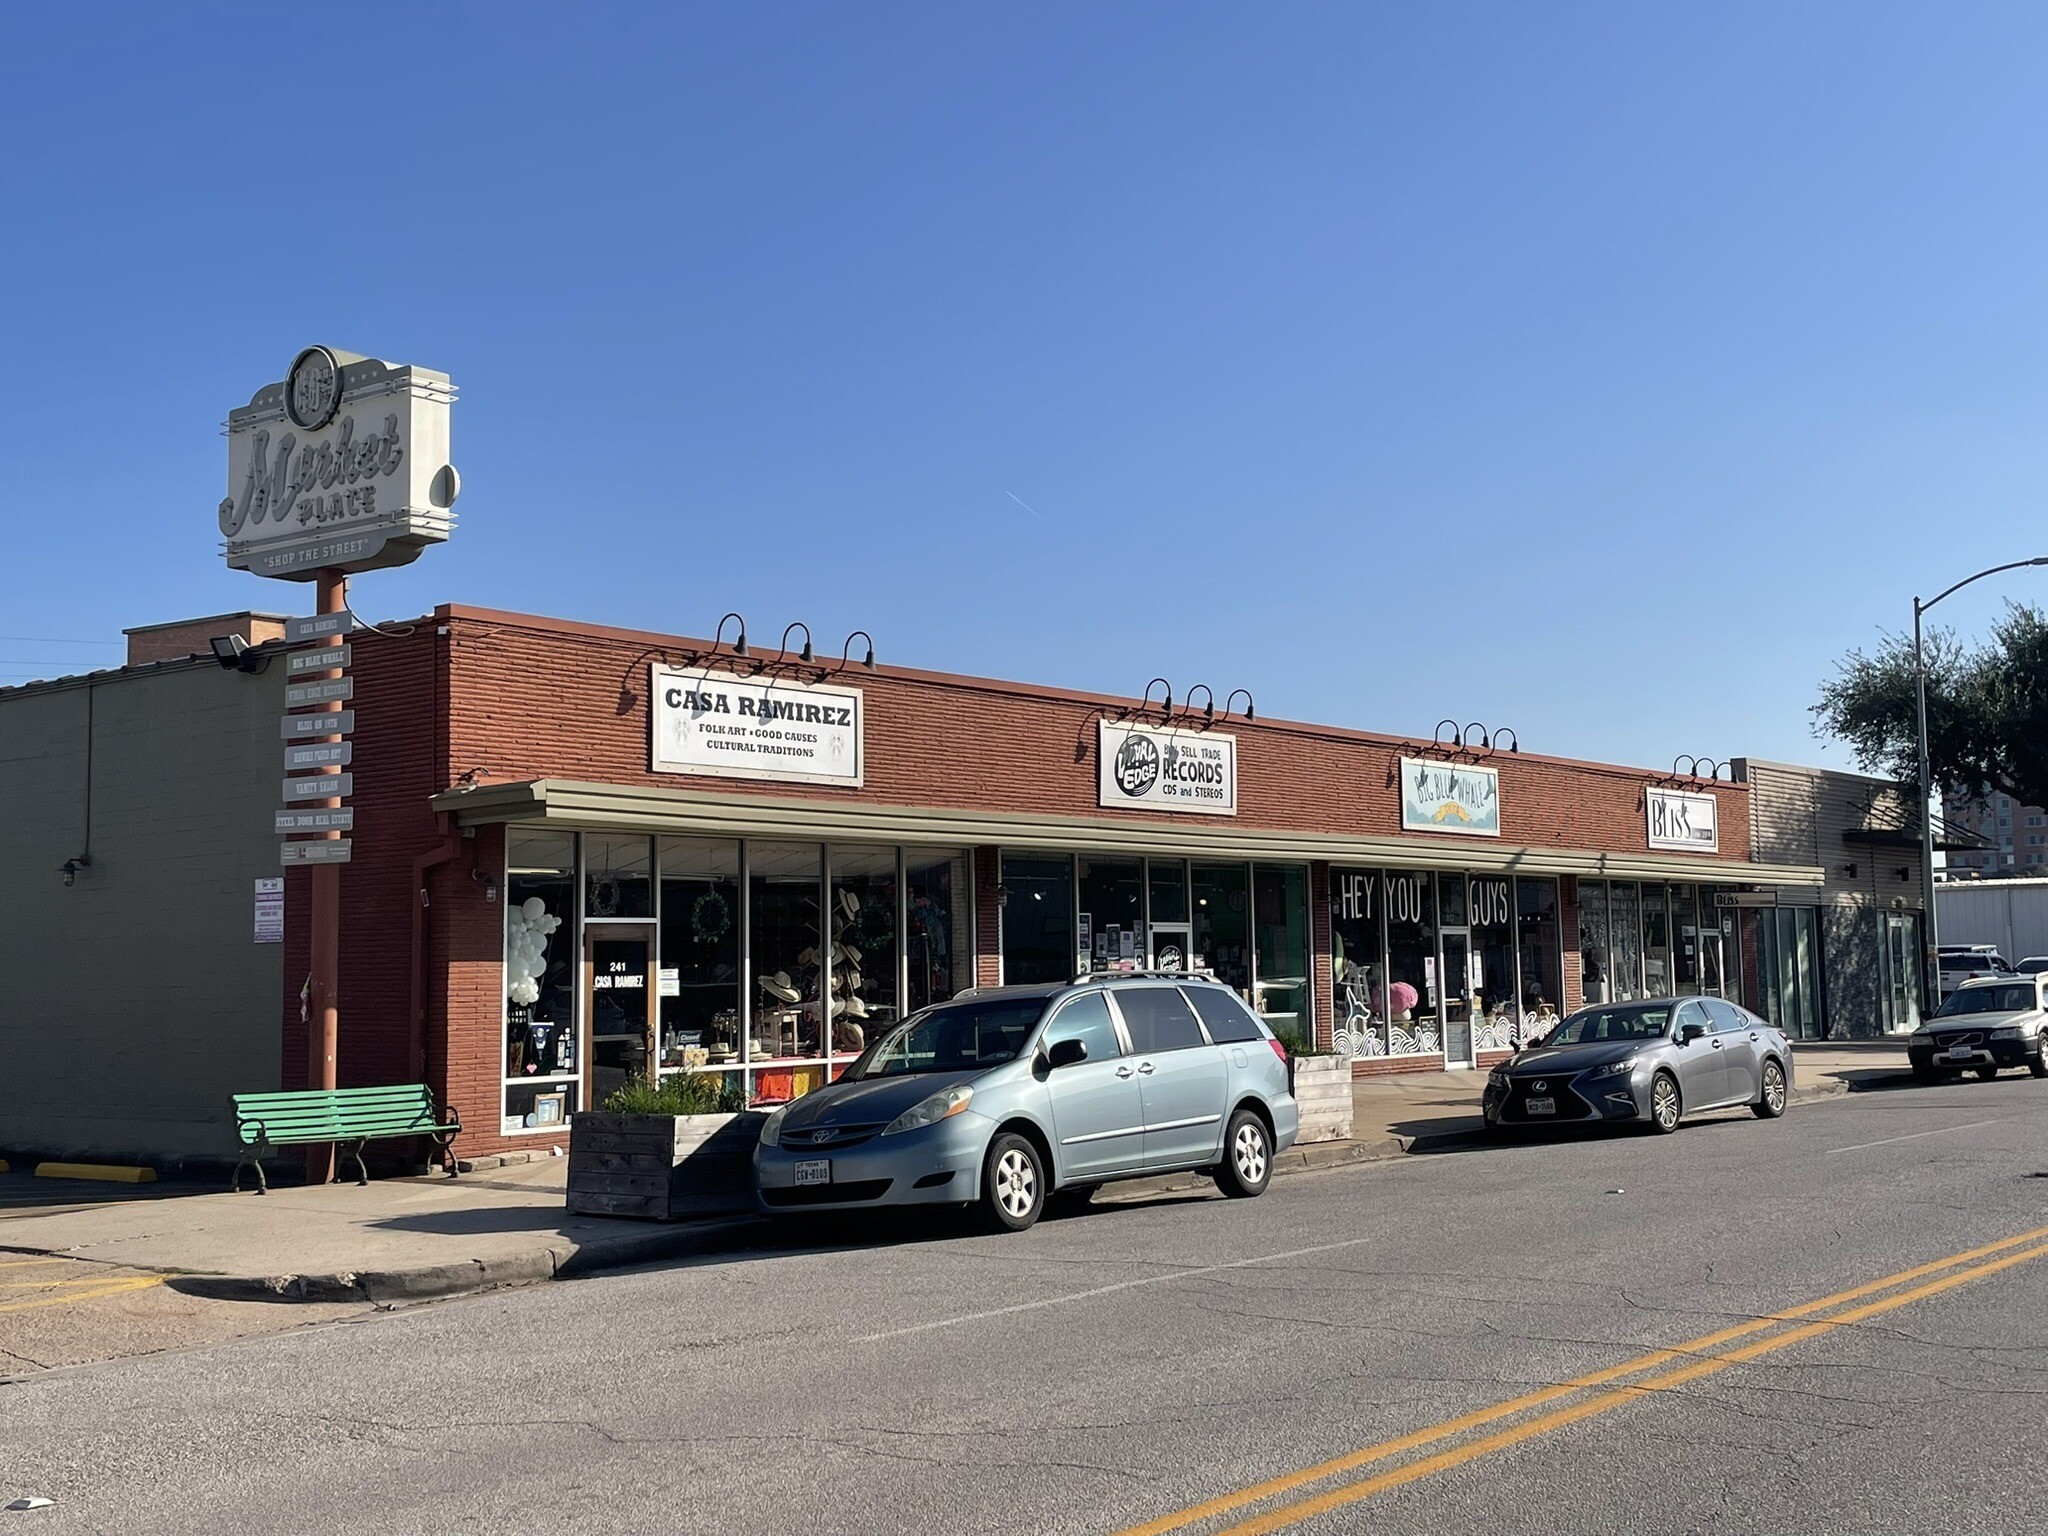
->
[1941,790,2045,878]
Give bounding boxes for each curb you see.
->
[150,1075,1878,1307]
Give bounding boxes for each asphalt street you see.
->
[2,1078,2045,1535]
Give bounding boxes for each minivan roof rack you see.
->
[1069,967,1222,983]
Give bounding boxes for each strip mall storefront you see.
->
[298,605,1824,1157]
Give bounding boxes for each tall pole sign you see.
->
[222,347,459,1183]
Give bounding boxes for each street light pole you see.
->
[1911,555,2048,1014]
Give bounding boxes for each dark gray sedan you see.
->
[1483,996,1792,1134]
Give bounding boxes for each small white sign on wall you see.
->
[253,878,284,943]
[1647,788,1719,853]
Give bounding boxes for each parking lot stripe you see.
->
[1112,1223,2048,1536]
[1823,1116,2018,1155]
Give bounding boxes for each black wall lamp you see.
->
[60,855,90,887]
[1185,684,1216,724]
[715,612,748,656]
[1675,755,1729,781]
[1141,678,1173,720]
[779,622,815,664]
[840,630,876,670]
[1224,689,1256,723]
[210,634,269,674]
[1435,720,1517,752]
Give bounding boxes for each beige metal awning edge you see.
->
[431,778,1826,888]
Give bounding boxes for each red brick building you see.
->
[291,604,1824,1160]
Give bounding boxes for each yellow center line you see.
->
[1210,1238,2048,1536]
[0,1275,156,1290]
[0,1275,164,1314]
[0,1258,72,1269]
[1113,1223,2048,1536]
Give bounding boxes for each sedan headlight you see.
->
[759,1103,793,1147]
[1990,1026,2025,1041]
[881,1084,973,1137]
[1584,1058,1637,1081]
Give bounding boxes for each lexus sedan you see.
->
[1908,974,2048,1083]
[1484,996,1793,1135]
[753,975,1299,1232]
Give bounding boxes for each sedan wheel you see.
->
[1752,1058,1787,1119]
[1649,1072,1682,1134]
[1215,1109,1272,1198]
[981,1133,1045,1233]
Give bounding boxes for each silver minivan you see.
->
[753,974,1301,1231]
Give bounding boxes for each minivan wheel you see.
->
[1648,1072,1682,1134]
[2030,1051,2048,1080]
[981,1133,1046,1232]
[1215,1109,1272,1198]
[1752,1059,1787,1119]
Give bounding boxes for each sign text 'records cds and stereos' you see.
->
[651,666,864,787]
[1645,786,1720,853]
[1399,757,1501,837]
[1097,722,1238,816]
[220,347,460,580]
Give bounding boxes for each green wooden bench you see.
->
[231,1085,462,1193]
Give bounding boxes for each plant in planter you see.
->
[1270,1024,1353,1145]
[566,1072,762,1220]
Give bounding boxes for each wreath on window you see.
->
[692,890,731,943]
[589,875,622,918]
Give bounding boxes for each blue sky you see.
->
[2,4,2042,772]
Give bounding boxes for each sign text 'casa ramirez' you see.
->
[651,666,864,787]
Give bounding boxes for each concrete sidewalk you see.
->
[0,1043,1907,1308]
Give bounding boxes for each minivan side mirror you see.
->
[1046,1037,1089,1070]
[1678,1021,1707,1045]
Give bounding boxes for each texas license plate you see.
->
[1944,1047,1976,1061]
[1525,1097,1556,1116]
[793,1160,831,1187]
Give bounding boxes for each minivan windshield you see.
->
[851,995,1049,1078]
[1541,1004,1672,1046]
[1935,983,2037,1017]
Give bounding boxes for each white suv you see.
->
[1909,974,2048,1083]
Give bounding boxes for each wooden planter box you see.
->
[566,1111,765,1220]
[1291,1054,1354,1144]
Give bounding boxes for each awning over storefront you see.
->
[431,778,1827,888]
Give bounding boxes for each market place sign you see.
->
[1098,722,1237,816]
[652,665,864,787]
[1399,757,1500,837]
[220,346,460,580]
[1646,787,1719,853]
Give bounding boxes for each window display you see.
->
[1469,874,1517,1050]
[1148,859,1189,926]
[503,829,577,1132]
[1330,867,1390,1057]
[1001,854,1073,985]
[1608,882,1643,1002]
[905,849,968,1013]
[830,846,900,1064]
[1383,870,1439,1055]
[657,837,740,1079]
[748,841,825,1104]
[1515,877,1563,1043]
[1641,883,1670,996]
[1670,884,1701,993]
[1078,857,1143,973]
[1579,880,1610,1006]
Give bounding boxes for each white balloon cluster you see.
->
[506,896,562,1007]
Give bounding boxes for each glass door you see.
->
[1150,924,1193,972]
[587,924,656,1106]
[1882,912,1923,1034]
[1440,930,1477,1067]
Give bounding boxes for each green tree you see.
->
[1813,602,2048,814]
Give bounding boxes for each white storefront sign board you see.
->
[287,643,351,676]
[1097,722,1237,816]
[253,878,285,943]
[284,613,358,645]
[276,808,355,834]
[284,773,354,801]
[280,839,352,865]
[1399,758,1501,837]
[285,677,354,707]
[285,741,352,771]
[281,710,353,739]
[651,666,863,786]
[1647,787,1720,853]
[222,349,458,580]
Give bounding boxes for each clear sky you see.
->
[2,4,2042,773]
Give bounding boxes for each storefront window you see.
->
[1641,884,1671,996]
[1515,877,1562,1044]
[1331,868,1390,1057]
[905,849,969,1013]
[1252,864,1310,1033]
[1670,885,1701,994]
[1579,879,1610,1006]
[504,829,577,1133]
[1760,905,1825,1040]
[1148,859,1189,925]
[830,846,900,1068]
[583,833,652,920]
[1078,857,1144,972]
[1001,854,1073,986]
[657,837,740,1080]
[1469,874,1516,1050]
[1383,870,1439,1055]
[748,842,825,1104]
[1608,881,1643,1002]
[1192,862,1251,1000]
